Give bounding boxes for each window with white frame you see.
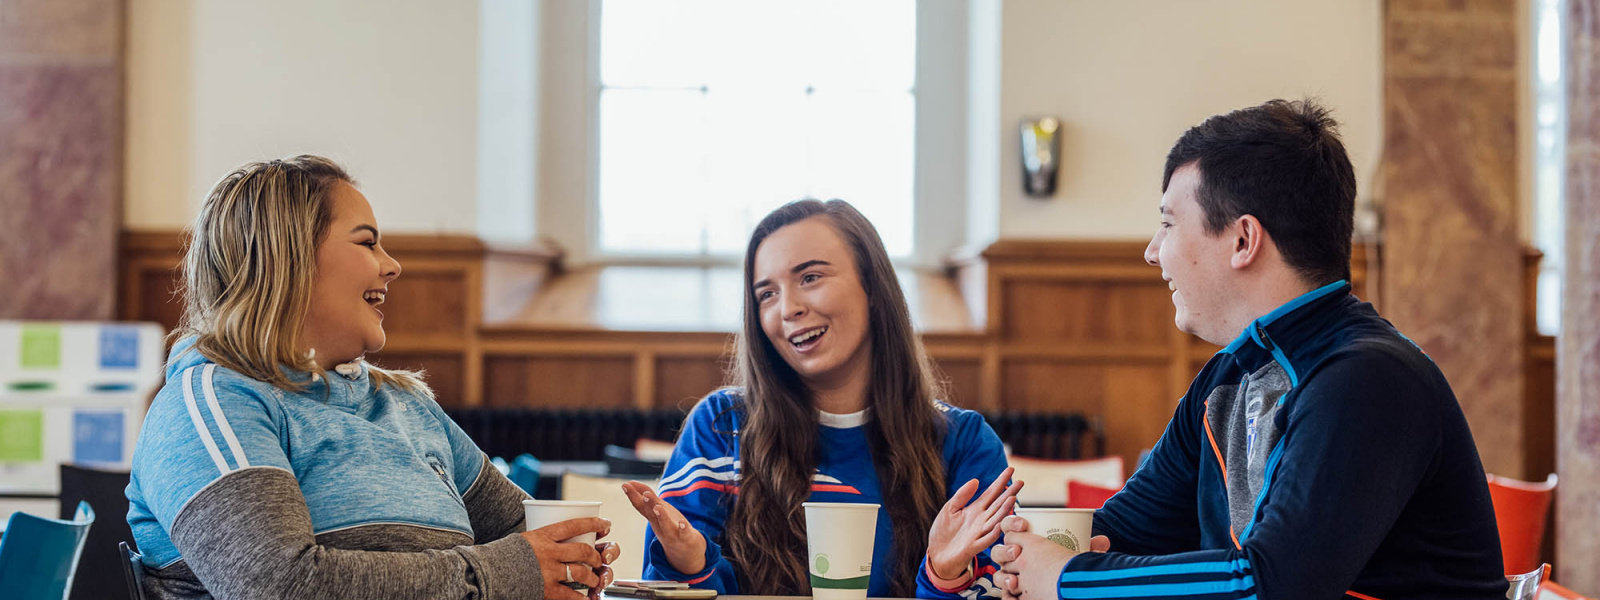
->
[596,0,916,258]
[1533,0,1565,335]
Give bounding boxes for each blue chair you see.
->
[119,542,148,600]
[510,453,542,497]
[0,501,96,599]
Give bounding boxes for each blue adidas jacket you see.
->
[644,389,1010,599]
[1067,281,1506,600]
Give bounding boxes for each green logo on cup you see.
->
[815,554,830,575]
[1047,531,1079,552]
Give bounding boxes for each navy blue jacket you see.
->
[1066,281,1506,600]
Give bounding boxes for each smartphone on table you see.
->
[604,580,717,599]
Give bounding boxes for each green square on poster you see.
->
[21,325,61,369]
[0,410,44,462]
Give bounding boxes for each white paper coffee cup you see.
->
[523,499,603,545]
[1014,508,1095,553]
[803,502,879,600]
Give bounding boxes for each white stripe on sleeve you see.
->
[181,366,232,474]
[658,468,740,493]
[660,456,737,488]
[201,364,251,469]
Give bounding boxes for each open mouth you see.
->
[363,289,386,316]
[788,326,827,350]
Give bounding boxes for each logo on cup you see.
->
[815,554,830,575]
[1046,529,1080,552]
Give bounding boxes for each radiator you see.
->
[445,408,1103,462]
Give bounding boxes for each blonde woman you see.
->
[126,156,617,600]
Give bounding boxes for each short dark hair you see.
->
[1162,99,1357,285]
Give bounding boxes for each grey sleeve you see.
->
[462,455,534,544]
[168,466,545,600]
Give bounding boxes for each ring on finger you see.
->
[564,564,574,583]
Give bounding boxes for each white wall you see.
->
[991,0,1383,240]
[125,0,480,234]
[478,0,542,245]
[966,0,1004,249]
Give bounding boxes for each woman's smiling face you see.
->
[751,216,872,392]
[301,182,402,366]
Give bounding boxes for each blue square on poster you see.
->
[74,411,125,463]
[100,326,140,369]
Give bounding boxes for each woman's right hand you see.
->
[621,480,708,574]
[520,517,615,600]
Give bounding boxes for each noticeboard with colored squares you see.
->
[0,321,166,495]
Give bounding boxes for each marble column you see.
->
[0,0,124,319]
[1382,0,1526,477]
[1559,0,1600,590]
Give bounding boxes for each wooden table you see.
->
[605,596,911,600]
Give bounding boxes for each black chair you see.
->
[119,542,147,600]
[59,464,135,600]
[603,445,666,478]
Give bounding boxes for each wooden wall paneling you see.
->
[368,351,465,408]
[119,233,188,331]
[382,262,470,338]
[481,352,635,409]
[655,355,729,410]
[482,355,531,409]
[125,258,184,332]
[1101,364,1175,475]
[634,351,656,409]
[931,356,983,410]
[1525,338,1557,479]
[118,233,1556,495]
[997,361,1163,471]
[979,344,1002,412]
[923,334,987,410]
[1169,319,1194,410]
[999,361,1107,415]
[999,277,1173,345]
[1522,249,1553,481]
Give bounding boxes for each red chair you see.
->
[1066,480,1121,509]
[1487,473,1557,576]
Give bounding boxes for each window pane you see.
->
[802,0,916,90]
[597,0,917,258]
[601,0,914,90]
[808,90,915,257]
[1532,0,1565,335]
[601,0,716,88]
[598,90,708,254]
[696,0,812,90]
[702,89,811,254]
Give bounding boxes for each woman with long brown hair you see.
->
[621,199,1018,598]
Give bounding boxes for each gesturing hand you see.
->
[926,466,1024,580]
[621,480,708,575]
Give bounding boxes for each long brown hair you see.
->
[176,155,427,395]
[722,199,947,596]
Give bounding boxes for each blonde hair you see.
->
[176,155,429,396]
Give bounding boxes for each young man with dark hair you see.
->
[991,99,1508,600]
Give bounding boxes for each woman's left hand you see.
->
[926,466,1023,580]
[584,542,622,600]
